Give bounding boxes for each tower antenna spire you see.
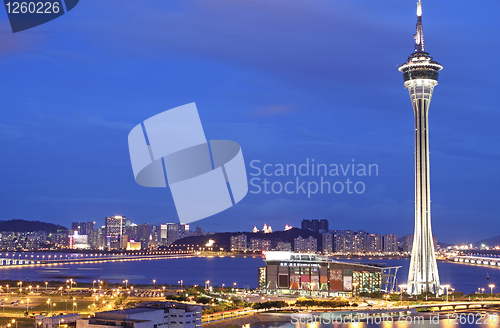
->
[414,0,425,52]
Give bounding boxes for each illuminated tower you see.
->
[398,0,442,295]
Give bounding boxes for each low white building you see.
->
[35,314,81,328]
[76,302,201,328]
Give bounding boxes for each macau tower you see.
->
[398,0,442,295]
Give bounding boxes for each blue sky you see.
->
[0,0,498,244]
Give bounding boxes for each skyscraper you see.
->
[398,0,442,294]
[105,216,126,250]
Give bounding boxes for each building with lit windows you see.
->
[105,216,126,250]
[230,234,247,251]
[294,236,317,253]
[259,251,400,297]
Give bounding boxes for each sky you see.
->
[0,0,499,244]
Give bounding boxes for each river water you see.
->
[0,255,498,295]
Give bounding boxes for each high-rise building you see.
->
[276,241,292,251]
[78,222,87,236]
[105,216,126,250]
[353,230,366,253]
[249,238,271,252]
[322,232,334,254]
[301,219,328,233]
[166,223,185,246]
[383,234,398,253]
[294,236,317,253]
[230,234,247,251]
[398,0,442,294]
[366,233,383,253]
[403,234,414,253]
[71,222,79,233]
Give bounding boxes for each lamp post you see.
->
[442,285,450,303]
[178,280,183,289]
[45,282,48,292]
[123,280,128,289]
[352,282,359,298]
[398,284,407,306]
[153,279,156,288]
[489,284,495,302]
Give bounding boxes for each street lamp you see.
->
[153,279,156,287]
[442,285,450,303]
[398,284,407,305]
[178,280,183,289]
[123,280,128,289]
[489,284,495,299]
[352,282,359,297]
[45,282,48,292]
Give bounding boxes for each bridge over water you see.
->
[450,255,500,268]
[0,251,194,267]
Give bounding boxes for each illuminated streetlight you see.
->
[398,284,407,305]
[442,285,450,303]
[352,282,359,297]
[489,284,495,299]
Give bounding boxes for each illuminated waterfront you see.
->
[0,255,498,294]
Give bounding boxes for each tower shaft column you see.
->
[406,81,440,294]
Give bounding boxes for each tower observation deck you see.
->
[398,0,442,295]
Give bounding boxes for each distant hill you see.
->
[0,219,67,233]
[473,235,500,248]
[163,228,323,251]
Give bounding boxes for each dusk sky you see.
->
[0,0,498,244]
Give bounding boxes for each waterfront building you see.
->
[366,233,383,253]
[230,234,247,251]
[105,216,126,250]
[352,230,366,253]
[276,241,292,251]
[249,238,271,252]
[301,219,328,233]
[259,251,400,297]
[322,232,334,254]
[403,234,413,253]
[69,231,90,250]
[383,234,398,253]
[399,0,442,294]
[166,223,185,246]
[294,236,317,253]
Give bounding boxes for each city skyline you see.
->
[0,1,499,244]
